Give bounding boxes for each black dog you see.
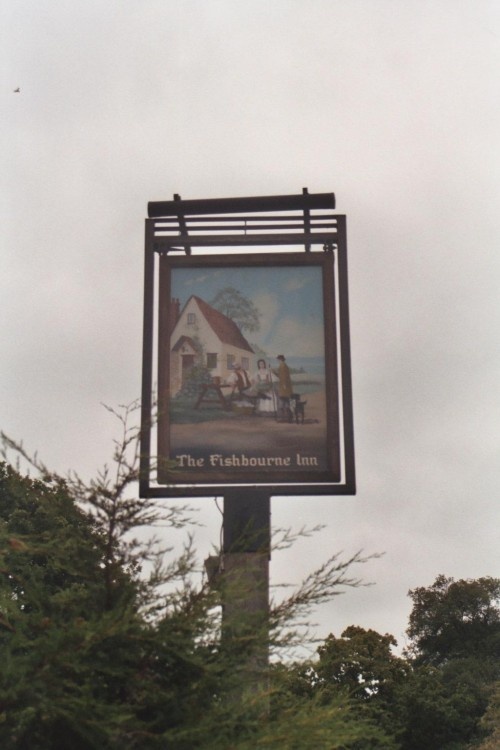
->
[289,393,306,424]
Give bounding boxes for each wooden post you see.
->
[222,489,270,695]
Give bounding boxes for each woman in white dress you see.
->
[252,359,277,415]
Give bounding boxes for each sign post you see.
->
[222,488,270,694]
[140,190,355,692]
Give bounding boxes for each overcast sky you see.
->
[2,0,499,654]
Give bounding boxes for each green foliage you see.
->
[269,661,397,749]
[314,626,410,746]
[395,664,487,750]
[406,574,500,666]
[398,575,500,750]
[175,363,213,399]
[0,463,130,747]
[0,411,385,749]
[210,287,261,333]
[286,577,500,750]
[2,413,499,750]
[0,426,221,748]
[316,626,409,702]
[475,681,500,749]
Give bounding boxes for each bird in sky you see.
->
[13,88,20,93]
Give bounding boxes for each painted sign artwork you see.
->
[157,254,340,486]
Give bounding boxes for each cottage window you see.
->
[241,357,250,370]
[187,313,196,325]
[227,354,235,369]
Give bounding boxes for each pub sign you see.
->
[140,192,355,497]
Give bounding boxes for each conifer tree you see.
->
[1,407,388,749]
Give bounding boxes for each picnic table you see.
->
[194,382,231,410]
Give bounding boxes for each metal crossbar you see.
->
[147,190,338,253]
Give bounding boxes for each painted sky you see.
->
[172,264,325,359]
[2,1,499,653]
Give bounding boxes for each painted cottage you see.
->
[169,295,256,395]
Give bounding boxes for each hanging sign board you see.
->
[140,193,355,497]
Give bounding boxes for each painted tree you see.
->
[209,287,261,333]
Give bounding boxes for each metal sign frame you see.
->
[140,191,355,498]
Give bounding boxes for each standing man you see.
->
[273,354,293,421]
